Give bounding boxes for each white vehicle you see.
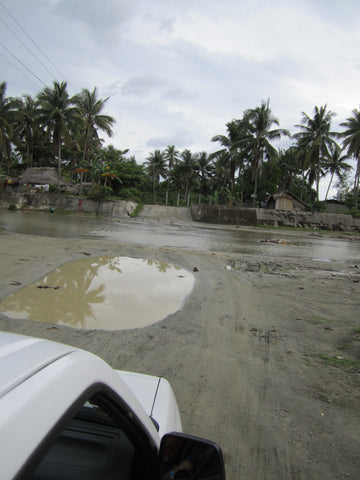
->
[0,332,225,479]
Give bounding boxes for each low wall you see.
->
[1,193,359,232]
[138,204,192,221]
[191,204,360,232]
[0,192,137,217]
[256,208,360,232]
[191,204,258,226]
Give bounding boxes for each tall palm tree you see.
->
[195,151,214,202]
[294,105,337,201]
[15,95,40,167]
[0,81,21,173]
[177,149,197,205]
[340,109,360,209]
[244,99,290,206]
[37,81,81,186]
[74,87,115,163]
[323,143,352,200]
[164,145,179,205]
[211,119,247,192]
[145,149,167,202]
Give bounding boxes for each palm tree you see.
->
[211,120,247,192]
[340,109,360,209]
[174,149,197,206]
[323,143,352,200]
[0,81,21,173]
[195,151,214,202]
[37,81,81,186]
[294,105,337,201]
[15,95,40,167]
[164,145,179,205]
[74,87,115,163]
[145,149,167,202]
[244,99,290,206]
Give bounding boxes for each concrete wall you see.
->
[191,204,360,232]
[1,193,359,232]
[138,204,192,221]
[257,208,360,232]
[0,192,137,217]
[191,204,258,226]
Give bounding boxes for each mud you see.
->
[0,223,359,480]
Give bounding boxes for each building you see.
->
[267,192,307,212]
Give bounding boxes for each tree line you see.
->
[1,80,360,210]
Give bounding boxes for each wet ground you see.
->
[0,255,194,330]
[1,210,360,479]
[0,210,359,264]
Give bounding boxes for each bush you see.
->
[8,204,17,210]
[129,202,143,217]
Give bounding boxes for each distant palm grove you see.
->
[1,80,360,210]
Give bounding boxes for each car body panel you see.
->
[0,332,182,479]
[118,371,183,437]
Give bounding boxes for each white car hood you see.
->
[116,371,182,438]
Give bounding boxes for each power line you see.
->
[0,15,58,82]
[0,39,47,87]
[0,0,76,92]
[0,50,42,90]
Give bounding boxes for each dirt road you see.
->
[0,228,359,479]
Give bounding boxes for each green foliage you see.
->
[2,81,359,209]
[129,202,143,217]
[49,185,60,193]
[8,204,17,210]
[319,354,360,372]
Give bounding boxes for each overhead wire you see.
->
[0,15,58,83]
[0,39,47,87]
[0,0,76,92]
[0,50,42,89]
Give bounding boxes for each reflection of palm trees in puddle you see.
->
[146,258,183,274]
[0,257,111,328]
[0,256,194,330]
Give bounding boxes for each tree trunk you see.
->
[325,172,335,201]
[354,158,360,210]
[57,140,62,188]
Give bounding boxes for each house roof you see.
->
[270,191,308,207]
[14,168,69,185]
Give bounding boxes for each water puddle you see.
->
[0,256,195,330]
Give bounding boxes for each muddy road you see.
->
[0,212,360,479]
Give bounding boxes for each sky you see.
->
[1,0,360,199]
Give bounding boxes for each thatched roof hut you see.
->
[267,191,307,212]
[14,168,69,186]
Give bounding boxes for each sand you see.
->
[0,227,359,479]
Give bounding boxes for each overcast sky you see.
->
[1,0,360,198]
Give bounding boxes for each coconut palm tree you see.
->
[74,87,115,163]
[195,151,214,202]
[164,145,179,205]
[243,99,290,206]
[145,149,167,202]
[15,95,40,167]
[323,143,352,200]
[340,108,360,209]
[211,119,247,193]
[177,149,198,205]
[0,81,21,173]
[294,105,337,201]
[37,81,81,186]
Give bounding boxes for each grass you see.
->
[319,354,360,372]
[310,316,333,324]
[129,202,143,217]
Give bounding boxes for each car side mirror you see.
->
[159,432,226,479]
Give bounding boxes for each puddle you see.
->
[0,256,195,330]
